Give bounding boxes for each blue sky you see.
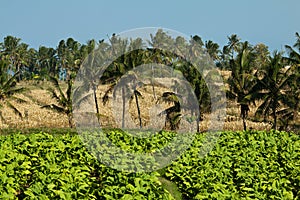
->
[1,0,299,52]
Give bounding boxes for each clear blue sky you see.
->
[1,0,299,52]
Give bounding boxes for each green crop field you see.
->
[0,130,299,199]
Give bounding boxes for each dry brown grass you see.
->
[0,81,68,129]
[0,79,294,132]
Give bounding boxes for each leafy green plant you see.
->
[163,130,300,199]
[0,130,299,199]
[0,132,173,199]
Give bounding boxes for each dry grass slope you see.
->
[0,79,275,132]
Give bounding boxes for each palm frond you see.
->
[9,96,27,103]
[134,90,142,98]
[3,71,20,90]
[49,76,67,102]
[0,110,5,123]
[255,98,270,117]
[41,104,65,113]
[102,83,115,105]
[6,87,27,97]
[6,101,22,119]
[46,87,61,103]
[73,93,93,109]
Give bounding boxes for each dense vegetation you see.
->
[0,130,299,199]
[0,30,299,131]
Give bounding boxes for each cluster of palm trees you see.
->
[0,31,299,132]
[223,34,300,131]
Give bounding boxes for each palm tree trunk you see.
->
[151,79,156,100]
[242,117,247,131]
[134,91,142,128]
[197,107,200,133]
[151,65,157,100]
[241,104,248,131]
[122,87,125,128]
[93,85,100,125]
[68,113,73,128]
[272,105,277,130]
[16,63,21,82]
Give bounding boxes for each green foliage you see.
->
[0,132,171,199]
[0,130,299,199]
[163,130,300,199]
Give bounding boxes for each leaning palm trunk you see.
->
[122,87,126,128]
[92,84,100,125]
[134,91,142,128]
[151,78,157,100]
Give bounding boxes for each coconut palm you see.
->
[42,76,74,128]
[275,33,300,130]
[71,39,112,127]
[191,35,204,47]
[225,34,241,60]
[1,36,29,81]
[227,42,257,131]
[157,92,181,131]
[255,51,293,130]
[276,69,299,130]
[218,45,232,69]
[57,38,83,80]
[128,73,144,129]
[37,46,57,79]
[285,32,300,65]
[0,60,26,121]
[205,40,220,61]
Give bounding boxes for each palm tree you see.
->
[276,32,300,130]
[255,51,292,130]
[157,92,181,131]
[42,76,74,128]
[1,36,29,81]
[101,36,148,128]
[205,40,220,61]
[128,73,144,129]
[73,41,107,126]
[219,45,231,69]
[68,40,102,127]
[227,42,257,131]
[225,34,241,60]
[276,69,299,130]
[285,32,300,65]
[57,38,83,80]
[0,60,26,121]
[191,35,204,47]
[37,46,57,79]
